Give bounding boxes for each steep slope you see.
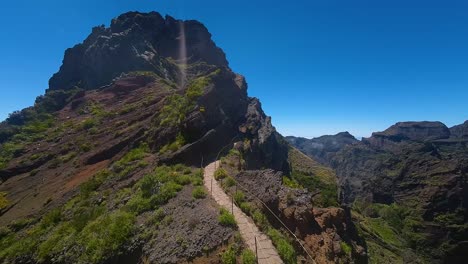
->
[286,132,358,165]
[288,121,468,263]
[214,147,367,264]
[450,121,468,138]
[0,12,289,264]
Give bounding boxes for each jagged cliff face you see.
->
[0,11,290,264]
[48,12,228,91]
[288,121,468,263]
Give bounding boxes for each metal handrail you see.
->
[212,142,316,264]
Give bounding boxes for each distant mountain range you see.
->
[287,121,468,263]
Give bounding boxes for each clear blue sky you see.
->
[1,0,467,138]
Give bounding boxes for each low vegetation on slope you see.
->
[216,150,298,264]
[287,147,339,207]
[0,162,230,264]
[352,200,426,263]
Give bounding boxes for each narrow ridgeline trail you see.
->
[204,161,283,264]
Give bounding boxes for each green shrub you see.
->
[159,133,186,154]
[221,245,237,264]
[0,142,25,169]
[80,169,111,198]
[118,104,137,115]
[218,208,237,227]
[79,143,92,152]
[252,210,268,230]
[341,242,352,255]
[81,118,98,130]
[191,177,203,186]
[159,94,188,127]
[234,191,245,205]
[291,171,338,207]
[214,168,228,180]
[0,192,9,210]
[150,208,166,226]
[114,143,149,172]
[224,176,236,188]
[241,249,256,264]
[193,168,204,178]
[267,228,296,264]
[126,195,152,214]
[0,226,43,260]
[139,174,158,198]
[154,182,183,205]
[186,76,209,100]
[37,223,76,262]
[77,211,135,263]
[379,203,409,229]
[71,205,106,231]
[192,187,207,199]
[175,174,192,186]
[366,218,403,247]
[240,202,253,215]
[228,149,240,156]
[282,176,301,189]
[40,208,62,228]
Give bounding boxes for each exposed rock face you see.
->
[363,121,451,149]
[289,121,468,263]
[240,99,290,171]
[235,170,366,264]
[285,132,358,165]
[450,121,468,138]
[49,12,228,91]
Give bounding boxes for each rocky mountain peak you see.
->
[363,121,450,148]
[49,11,228,91]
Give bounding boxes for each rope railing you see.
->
[233,178,316,264]
[209,141,316,264]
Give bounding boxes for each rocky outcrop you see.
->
[285,132,358,165]
[234,170,366,263]
[362,121,450,148]
[450,121,468,138]
[49,12,228,91]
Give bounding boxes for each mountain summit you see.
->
[49,12,228,91]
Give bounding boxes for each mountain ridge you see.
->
[287,120,468,263]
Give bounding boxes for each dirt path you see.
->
[204,161,283,264]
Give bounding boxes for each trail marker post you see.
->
[255,236,258,264]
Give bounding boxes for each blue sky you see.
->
[1,0,467,138]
